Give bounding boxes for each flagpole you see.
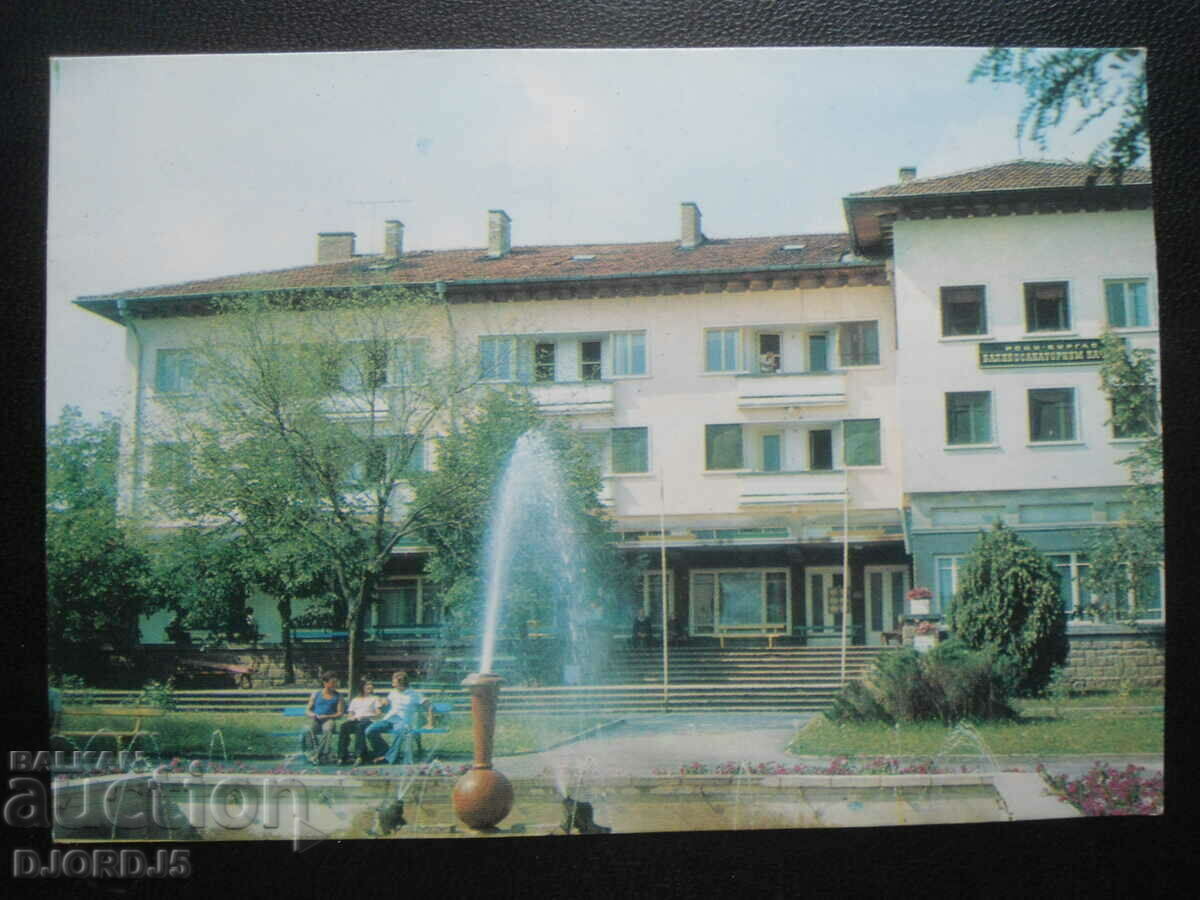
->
[660,471,670,712]
[841,467,850,686]
[662,472,672,710]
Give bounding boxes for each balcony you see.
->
[738,470,847,507]
[528,380,615,415]
[736,371,847,409]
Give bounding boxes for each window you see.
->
[757,333,781,373]
[839,322,880,366]
[1029,388,1077,442]
[345,435,423,487]
[1048,553,1093,615]
[580,341,602,381]
[377,578,441,627]
[611,427,649,474]
[843,419,881,466]
[479,336,514,381]
[1111,393,1158,439]
[808,429,833,471]
[612,331,647,376]
[1104,279,1151,328]
[338,341,391,391]
[155,350,198,393]
[391,339,429,385]
[1024,282,1071,332]
[534,342,556,382]
[689,569,789,634]
[150,441,192,488]
[935,556,965,614]
[940,286,987,336]
[945,392,993,445]
[705,424,744,470]
[705,328,741,372]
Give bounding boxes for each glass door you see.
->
[864,566,908,645]
[761,433,782,472]
[805,567,845,644]
[808,333,829,372]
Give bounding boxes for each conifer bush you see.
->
[947,523,1068,696]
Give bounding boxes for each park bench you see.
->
[714,623,787,649]
[56,705,166,754]
[277,700,453,764]
[370,625,442,643]
[291,629,349,642]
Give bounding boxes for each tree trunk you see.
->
[277,596,295,685]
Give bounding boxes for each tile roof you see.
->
[848,159,1152,199]
[86,232,864,303]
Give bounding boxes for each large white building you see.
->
[76,160,1160,648]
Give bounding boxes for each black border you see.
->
[6,1,1199,895]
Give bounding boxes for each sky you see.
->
[47,47,1111,421]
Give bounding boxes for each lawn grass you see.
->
[789,692,1164,759]
[57,710,613,760]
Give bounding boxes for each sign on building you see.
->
[978,338,1105,369]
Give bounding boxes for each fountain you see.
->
[452,430,594,830]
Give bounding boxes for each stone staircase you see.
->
[71,646,892,715]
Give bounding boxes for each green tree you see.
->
[46,406,154,678]
[1083,332,1162,622]
[970,48,1148,175]
[947,523,1068,696]
[414,388,628,656]
[145,287,478,690]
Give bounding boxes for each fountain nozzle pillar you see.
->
[452,673,514,830]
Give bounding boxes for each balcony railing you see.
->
[736,371,847,409]
[528,379,615,415]
[738,470,847,507]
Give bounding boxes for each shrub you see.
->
[825,640,1014,725]
[948,523,1068,696]
[131,677,177,711]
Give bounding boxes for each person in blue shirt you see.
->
[305,671,344,764]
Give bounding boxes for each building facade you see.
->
[77,160,1161,650]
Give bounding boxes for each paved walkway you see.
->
[494,712,1164,781]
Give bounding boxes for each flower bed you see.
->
[651,757,964,777]
[1038,762,1164,815]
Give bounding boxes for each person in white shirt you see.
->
[364,671,428,765]
[337,679,385,765]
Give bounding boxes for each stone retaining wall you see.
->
[1061,624,1165,691]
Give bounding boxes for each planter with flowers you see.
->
[911,619,941,653]
[906,586,932,616]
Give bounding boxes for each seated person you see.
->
[632,610,653,649]
[305,671,344,764]
[338,678,385,764]
[364,671,428,765]
[668,615,688,644]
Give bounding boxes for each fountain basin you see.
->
[51,770,1077,841]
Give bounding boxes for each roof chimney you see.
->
[898,167,917,184]
[680,202,704,250]
[487,210,511,259]
[317,232,355,264]
[383,220,405,260]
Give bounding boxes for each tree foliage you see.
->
[947,523,1067,696]
[46,406,154,676]
[414,387,629,647]
[1083,332,1163,622]
[145,287,478,688]
[971,48,1148,174]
